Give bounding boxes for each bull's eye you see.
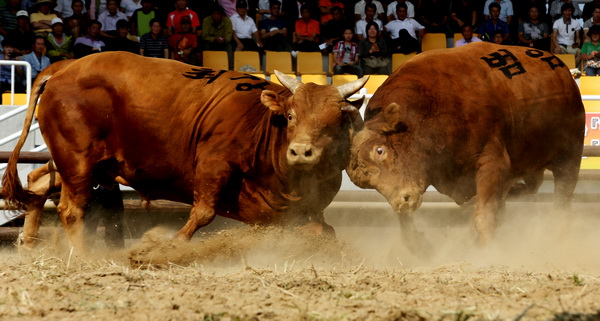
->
[376,147,384,155]
[287,113,293,121]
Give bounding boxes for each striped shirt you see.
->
[139,33,168,58]
[0,8,18,32]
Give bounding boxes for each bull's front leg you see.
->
[174,161,234,241]
[20,195,47,249]
[292,174,341,237]
[473,138,511,245]
[398,211,433,257]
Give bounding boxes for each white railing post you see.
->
[0,60,31,108]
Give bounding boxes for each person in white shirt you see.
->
[385,3,425,53]
[550,0,582,23]
[98,0,127,35]
[55,0,86,19]
[354,0,385,21]
[120,0,142,19]
[454,24,481,47]
[356,3,382,41]
[482,0,513,24]
[552,2,581,65]
[231,0,263,52]
[387,0,414,21]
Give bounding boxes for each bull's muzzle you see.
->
[287,142,322,167]
[387,190,424,216]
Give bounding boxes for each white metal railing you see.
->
[1,60,31,107]
[0,60,38,150]
[0,60,44,174]
[0,105,28,122]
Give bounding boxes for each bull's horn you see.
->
[337,75,370,99]
[274,70,301,93]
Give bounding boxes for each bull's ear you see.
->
[341,104,364,131]
[261,90,284,114]
[382,103,408,134]
[347,96,364,110]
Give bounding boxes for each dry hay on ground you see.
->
[0,203,599,320]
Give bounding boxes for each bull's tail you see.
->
[1,74,52,210]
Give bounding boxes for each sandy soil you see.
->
[0,202,599,321]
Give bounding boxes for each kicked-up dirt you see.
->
[0,201,599,321]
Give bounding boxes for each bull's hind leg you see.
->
[173,161,233,241]
[549,149,582,211]
[21,161,62,249]
[473,138,511,245]
[20,195,47,249]
[508,170,544,198]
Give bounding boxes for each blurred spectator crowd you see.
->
[0,0,599,91]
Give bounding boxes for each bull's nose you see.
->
[288,143,321,166]
[388,190,423,215]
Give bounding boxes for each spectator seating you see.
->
[580,76,600,95]
[328,53,334,75]
[363,75,388,95]
[453,33,463,45]
[1,93,27,105]
[265,51,293,74]
[392,53,417,72]
[332,74,358,87]
[301,74,328,85]
[297,52,325,75]
[555,54,577,70]
[269,73,296,86]
[234,51,261,72]
[202,51,229,70]
[421,33,447,51]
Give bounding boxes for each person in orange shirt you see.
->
[294,5,320,52]
[319,0,344,24]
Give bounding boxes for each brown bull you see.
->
[2,51,368,254]
[347,42,585,253]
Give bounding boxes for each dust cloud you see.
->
[14,192,600,274]
[109,200,600,273]
[330,201,600,272]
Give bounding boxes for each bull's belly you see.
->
[128,178,194,204]
[219,183,286,225]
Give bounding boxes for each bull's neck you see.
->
[250,110,290,180]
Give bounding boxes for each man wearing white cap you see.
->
[47,17,75,63]
[5,10,35,54]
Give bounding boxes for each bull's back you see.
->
[370,42,584,174]
[390,43,580,113]
[376,42,583,145]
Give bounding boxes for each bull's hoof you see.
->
[128,228,194,268]
[16,232,38,251]
[297,222,336,238]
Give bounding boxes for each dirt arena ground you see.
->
[0,201,599,321]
